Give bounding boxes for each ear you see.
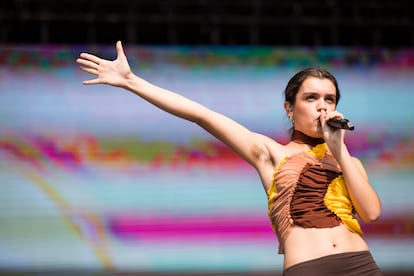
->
[284,102,293,116]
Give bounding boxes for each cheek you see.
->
[295,104,314,117]
[294,109,314,124]
[328,104,337,112]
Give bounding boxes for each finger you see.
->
[319,110,329,128]
[77,58,100,69]
[327,111,344,121]
[79,66,98,75]
[79,53,102,64]
[82,79,100,85]
[116,40,126,58]
[320,109,327,120]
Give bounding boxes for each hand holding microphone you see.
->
[319,110,355,131]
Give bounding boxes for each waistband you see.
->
[283,250,382,276]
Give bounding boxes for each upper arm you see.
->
[194,106,276,169]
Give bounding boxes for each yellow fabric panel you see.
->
[324,175,363,236]
[267,156,288,199]
[307,142,328,159]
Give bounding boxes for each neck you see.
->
[292,130,324,147]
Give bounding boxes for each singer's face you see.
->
[291,77,337,137]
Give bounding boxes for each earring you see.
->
[287,106,294,125]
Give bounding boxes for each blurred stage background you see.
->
[1,1,414,276]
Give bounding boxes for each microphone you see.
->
[327,118,355,131]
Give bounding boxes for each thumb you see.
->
[116,40,126,58]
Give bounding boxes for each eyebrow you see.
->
[302,91,336,97]
[300,92,337,103]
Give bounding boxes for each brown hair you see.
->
[284,68,341,138]
[284,67,341,106]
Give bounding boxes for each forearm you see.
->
[121,73,267,168]
[335,144,382,223]
[123,73,205,123]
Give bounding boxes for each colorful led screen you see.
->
[1,44,414,274]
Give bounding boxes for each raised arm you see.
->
[76,41,277,169]
[334,148,382,223]
[320,111,382,223]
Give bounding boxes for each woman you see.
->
[76,41,382,275]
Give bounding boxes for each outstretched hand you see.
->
[76,41,132,87]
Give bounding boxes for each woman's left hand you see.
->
[319,110,346,154]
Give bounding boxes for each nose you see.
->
[317,99,327,111]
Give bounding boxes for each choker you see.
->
[292,130,324,147]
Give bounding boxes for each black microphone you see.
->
[327,118,355,131]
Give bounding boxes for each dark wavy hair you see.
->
[284,68,341,138]
[284,67,341,106]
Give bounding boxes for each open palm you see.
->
[76,41,132,88]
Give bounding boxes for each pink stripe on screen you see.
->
[108,214,275,241]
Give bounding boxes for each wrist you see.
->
[124,73,153,97]
[333,143,351,165]
[124,72,141,89]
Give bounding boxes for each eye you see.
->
[306,94,317,101]
[326,96,336,104]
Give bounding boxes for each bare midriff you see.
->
[283,224,369,270]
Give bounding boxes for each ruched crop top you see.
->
[266,142,363,254]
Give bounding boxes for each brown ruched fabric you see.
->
[267,143,344,254]
[290,163,342,228]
